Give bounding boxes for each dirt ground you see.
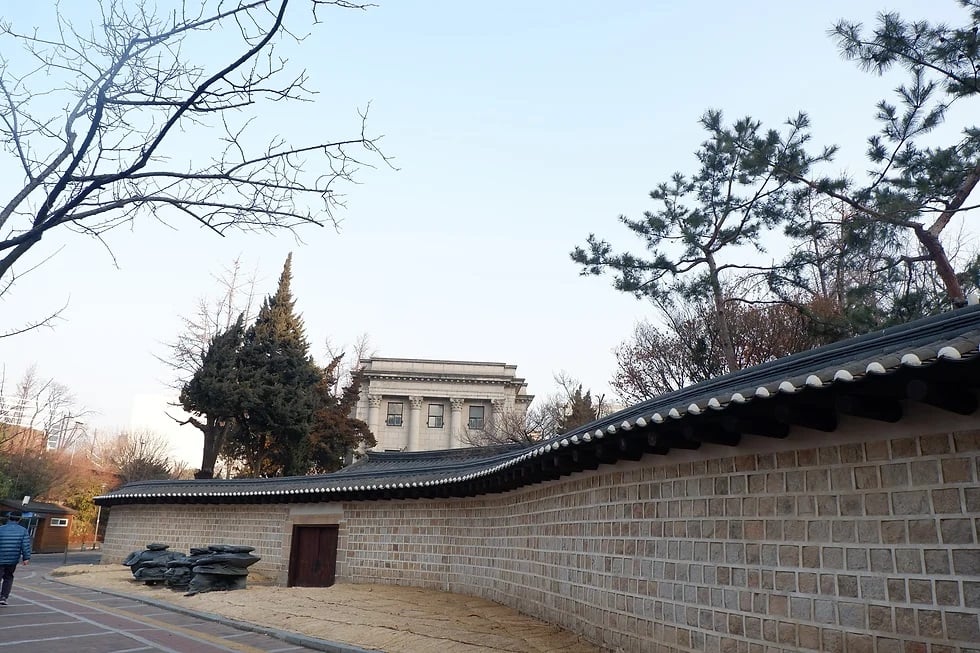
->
[53,565,605,653]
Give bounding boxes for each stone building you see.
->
[352,358,534,451]
[97,306,980,652]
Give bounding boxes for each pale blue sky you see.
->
[0,1,968,462]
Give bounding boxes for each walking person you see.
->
[0,511,31,605]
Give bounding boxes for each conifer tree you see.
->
[306,356,376,474]
[557,386,599,435]
[226,254,320,477]
[758,1,980,308]
[178,315,245,479]
[572,112,825,372]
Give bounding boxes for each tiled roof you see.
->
[96,305,980,506]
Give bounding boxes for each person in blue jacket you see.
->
[0,512,31,605]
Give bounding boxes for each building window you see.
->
[427,404,444,428]
[50,518,69,527]
[386,402,403,426]
[468,405,485,429]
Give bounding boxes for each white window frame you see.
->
[50,517,69,527]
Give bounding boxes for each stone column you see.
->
[449,398,464,448]
[366,395,382,440]
[491,399,505,433]
[407,396,423,451]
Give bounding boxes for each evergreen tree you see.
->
[757,1,980,308]
[572,111,827,373]
[306,357,376,474]
[178,315,245,479]
[226,254,320,477]
[557,386,599,434]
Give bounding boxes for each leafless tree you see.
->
[0,365,89,451]
[459,402,561,447]
[611,300,822,403]
[90,429,180,487]
[324,332,374,393]
[161,256,261,385]
[0,0,386,337]
[459,372,610,446]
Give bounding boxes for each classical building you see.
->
[352,358,534,452]
[98,306,980,652]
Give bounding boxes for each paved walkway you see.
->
[0,553,359,653]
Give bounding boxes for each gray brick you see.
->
[868,605,892,631]
[941,518,975,544]
[881,520,907,544]
[881,463,910,487]
[790,596,811,620]
[942,457,974,483]
[831,520,856,543]
[965,581,980,608]
[814,599,835,624]
[932,488,962,513]
[806,469,829,491]
[953,432,980,452]
[892,490,930,515]
[917,609,944,638]
[846,548,868,571]
[864,492,890,515]
[935,580,960,606]
[908,519,938,543]
[837,574,858,598]
[919,434,950,455]
[838,601,866,628]
[924,549,950,574]
[946,611,980,642]
[909,579,933,604]
[822,547,843,569]
[953,549,980,575]
[910,459,939,484]
[870,548,894,573]
[840,494,863,516]
[860,576,886,600]
[896,549,922,574]
[854,466,879,489]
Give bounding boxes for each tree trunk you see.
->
[915,227,966,307]
[706,253,739,372]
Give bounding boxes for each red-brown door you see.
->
[288,525,339,587]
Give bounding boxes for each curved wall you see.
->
[104,414,980,652]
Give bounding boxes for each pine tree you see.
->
[557,386,599,435]
[759,1,980,308]
[178,315,244,479]
[226,254,320,477]
[572,111,826,373]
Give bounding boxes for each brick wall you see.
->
[103,420,980,653]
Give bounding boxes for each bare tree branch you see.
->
[0,0,388,335]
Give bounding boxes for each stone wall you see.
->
[102,417,980,652]
[102,504,290,579]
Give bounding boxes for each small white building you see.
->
[354,358,534,452]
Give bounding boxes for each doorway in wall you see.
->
[287,525,339,587]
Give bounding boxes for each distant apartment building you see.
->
[0,395,83,452]
[354,358,534,452]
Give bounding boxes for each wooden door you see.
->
[288,525,339,587]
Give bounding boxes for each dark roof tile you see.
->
[97,305,980,506]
